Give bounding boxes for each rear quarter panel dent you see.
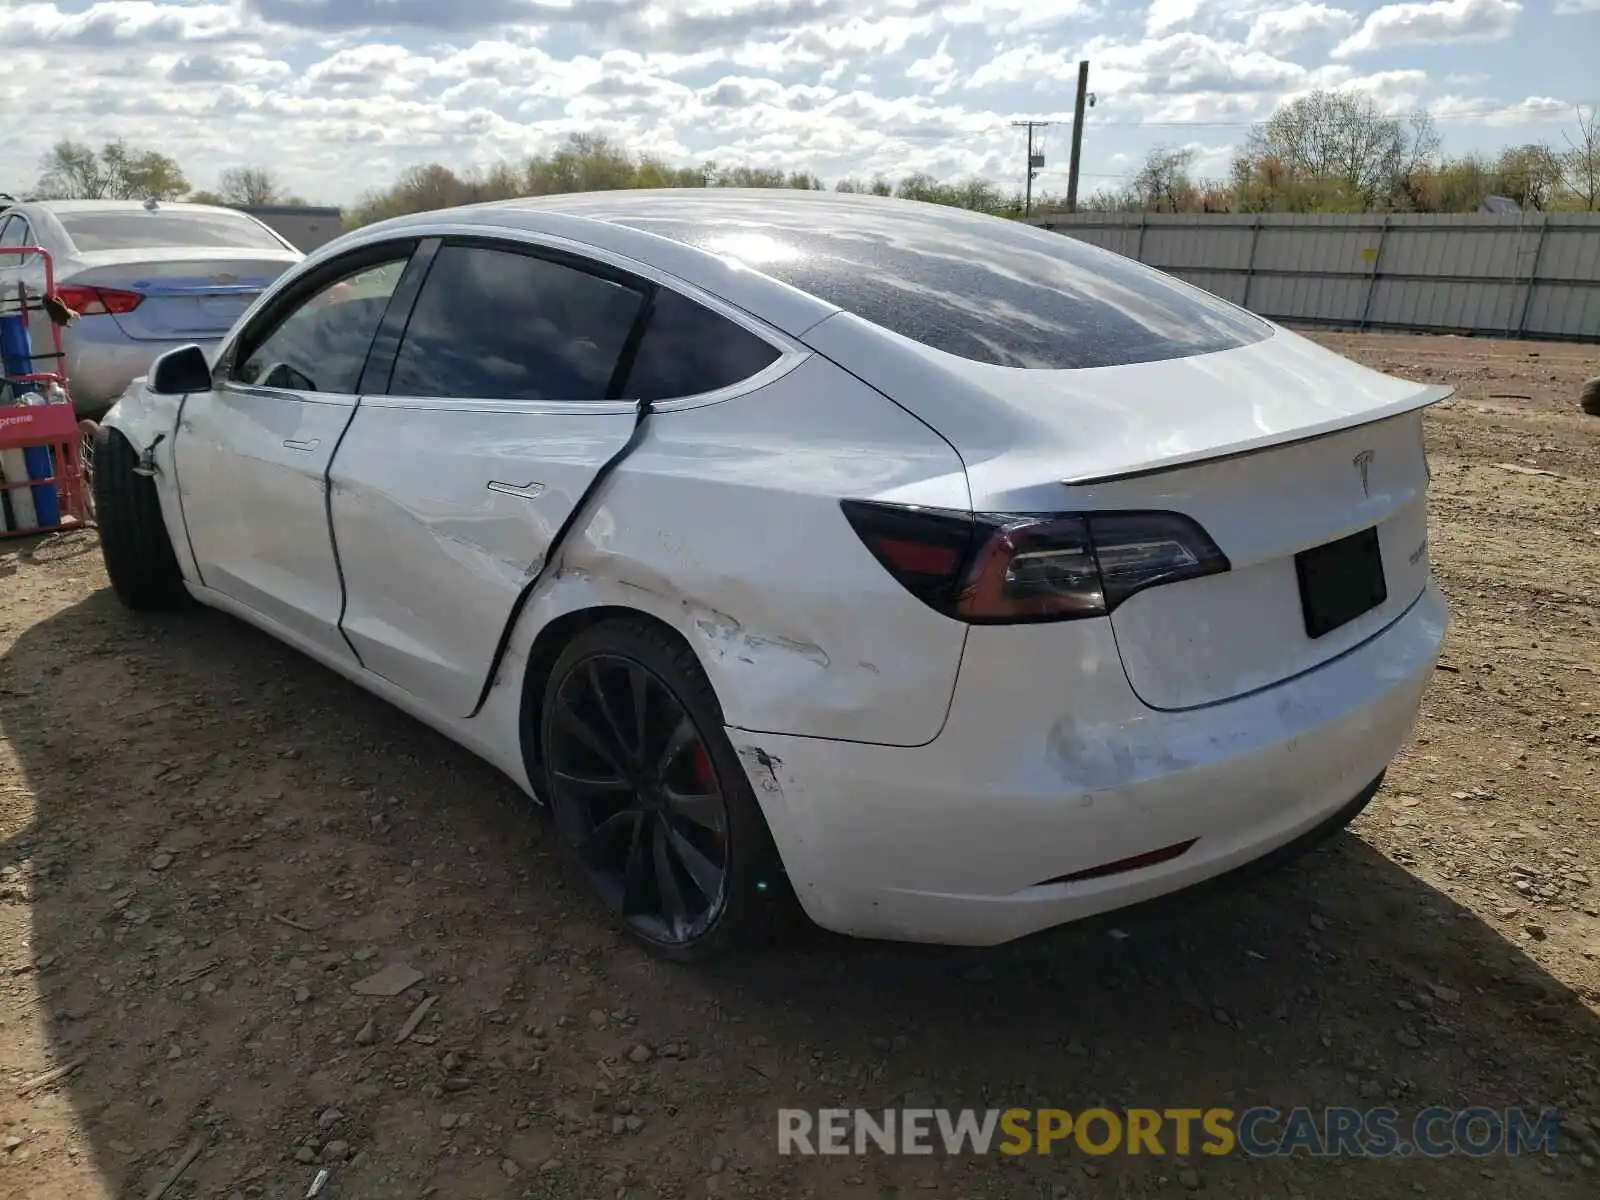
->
[515,355,974,747]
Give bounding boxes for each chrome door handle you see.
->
[487,480,547,499]
[283,438,319,452]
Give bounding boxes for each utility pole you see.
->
[1011,120,1052,218]
[1066,59,1091,213]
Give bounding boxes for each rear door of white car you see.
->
[173,242,419,661]
[328,235,788,718]
[328,237,648,716]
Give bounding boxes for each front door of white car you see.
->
[173,248,413,662]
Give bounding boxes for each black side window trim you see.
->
[376,234,662,402]
[356,238,441,396]
[220,238,421,392]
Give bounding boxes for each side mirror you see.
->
[148,344,212,395]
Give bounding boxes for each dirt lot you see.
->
[1,331,1598,1200]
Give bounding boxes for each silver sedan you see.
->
[0,198,301,416]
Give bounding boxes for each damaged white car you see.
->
[94,191,1449,961]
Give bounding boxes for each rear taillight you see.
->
[841,500,1229,624]
[55,285,143,316]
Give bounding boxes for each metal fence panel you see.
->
[1031,211,1600,341]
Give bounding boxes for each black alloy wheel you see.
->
[547,652,732,946]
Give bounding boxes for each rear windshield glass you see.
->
[58,210,286,253]
[599,198,1269,369]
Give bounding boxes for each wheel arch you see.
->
[97,387,199,585]
[516,602,718,801]
[99,382,179,458]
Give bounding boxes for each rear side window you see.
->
[621,288,781,402]
[389,244,644,402]
[606,199,1271,369]
[0,217,28,247]
[57,210,287,252]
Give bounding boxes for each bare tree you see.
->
[1394,111,1442,206]
[217,166,285,206]
[1244,90,1438,209]
[1492,144,1563,210]
[1131,146,1198,212]
[1558,105,1599,211]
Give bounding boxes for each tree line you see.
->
[1104,94,1598,216]
[17,93,1599,226]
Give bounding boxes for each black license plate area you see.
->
[1295,527,1387,639]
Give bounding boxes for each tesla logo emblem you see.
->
[1352,449,1375,497]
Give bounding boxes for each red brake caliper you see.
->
[689,743,724,856]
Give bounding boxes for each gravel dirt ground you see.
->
[1,331,1598,1200]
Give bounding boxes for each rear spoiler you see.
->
[1061,384,1455,486]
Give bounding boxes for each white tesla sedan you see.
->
[93,190,1449,961]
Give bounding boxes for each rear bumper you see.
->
[729,580,1448,946]
[59,321,217,415]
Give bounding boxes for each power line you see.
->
[1091,120,1259,128]
[888,102,1591,147]
[1039,169,1134,179]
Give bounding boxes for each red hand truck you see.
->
[0,243,97,538]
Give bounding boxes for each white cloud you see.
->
[1145,0,1206,35]
[1078,31,1310,96]
[909,0,1097,34]
[166,52,294,84]
[1430,95,1574,124]
[302,43,437,94]
[963,43,1077,91]
[1552,0,1600,11]
[1142,0,1300,36]
[1324,69,1431,114]
[0,0,253,44]
[905,35,959,95]
[1246,4,1357,53]
[1333,0,1521,59]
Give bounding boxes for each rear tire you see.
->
[93,425,186,611]
[539,617,793,963]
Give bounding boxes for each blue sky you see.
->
[0,0,1595,204]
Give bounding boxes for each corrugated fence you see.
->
[1029,211,1600,342]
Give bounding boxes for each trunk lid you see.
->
[802,316,1448,710]
[1087,410,1433,709]
[64,250,297,342]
